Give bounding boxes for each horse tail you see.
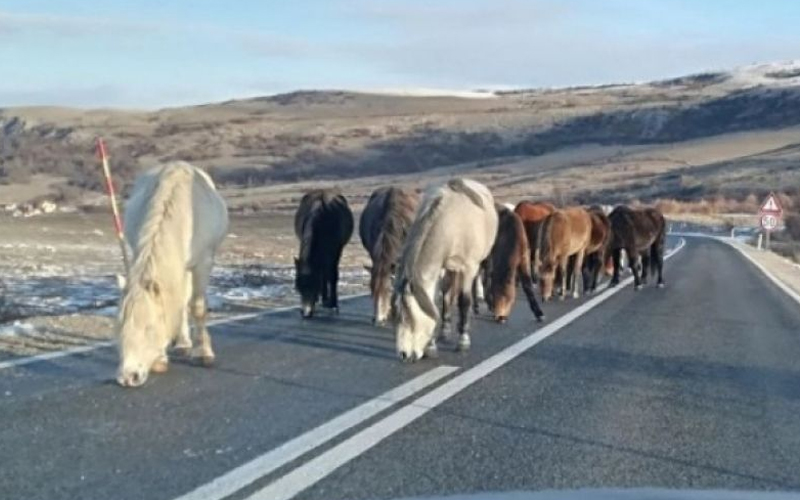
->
[397,194,444,320]
[447,178,484,209]
[538,212,555,267]
[372,189,401,294]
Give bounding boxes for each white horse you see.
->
[116,162,228,387]
[393,178,498,361]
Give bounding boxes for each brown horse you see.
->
[359,187,419,325]
[538,207,592,300]
[514,201,556,280]
[608,205,666,289]
[583,206,612,293]
[484,205,544,322]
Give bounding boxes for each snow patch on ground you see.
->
[0,263,369,323]
[0,321,35,337]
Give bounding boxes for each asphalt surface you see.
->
[2,236,800,500]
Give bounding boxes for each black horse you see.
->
[607,206,666,289]
[294,189,354,317]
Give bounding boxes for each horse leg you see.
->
[591,251,603,292]
[439,271,455,340]
[559,255,569,300]
[472,273,482,315]
[572,250,586,299]
[190,259,215,367]
[329,262,340,314]
[653,243,665,288]
[457,269,476,352]
[640,251,649,285]
[610,248,621,286]
[519,258,544,321]
[629,247,642,290]
[173,278,193,356]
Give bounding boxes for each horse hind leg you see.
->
[439,271,456,341]
[558,256,569,300]
[572,250,586,299]
[629,247,642,290]
[456,267,478,352]
[652,243,665,288]
[640,251,650,286]
[190,259,215,367]
[173,278,193,356]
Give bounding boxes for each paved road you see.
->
[2,236,800,500]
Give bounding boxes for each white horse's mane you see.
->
[119,163,193,319]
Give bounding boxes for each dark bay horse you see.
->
[359,186,419,325]
[514,201,556,281]
[608,205,666,289]
[583,206,612,293]
[538,207,592,300]
[484,204,544,323]
[294,189,354,317]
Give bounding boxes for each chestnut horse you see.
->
[608,206,666,289]
[484,204,544,322]
[538,207,592,300]
[514,201,556,280]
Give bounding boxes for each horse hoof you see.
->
[495,316,508,324]
[657,283,665,289]
[199,356,215,368]
[173,347,191,358]
[634,285,641,291]
[424,345,439,359]
[151,359,169,374]
[457,336,471,352]
[331,307,339,315]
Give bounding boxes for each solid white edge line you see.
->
[172,365,458,500]
[671,232,800,307]
[0,293,369,371]
[246,239,687,500]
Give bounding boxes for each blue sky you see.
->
[1,0,799,108]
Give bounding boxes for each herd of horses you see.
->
[114,162,666,387]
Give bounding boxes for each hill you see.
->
[2,61,800,210]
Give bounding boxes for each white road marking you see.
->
[245,240,686,500]
[172,365,458,500]
[0,293,369,371]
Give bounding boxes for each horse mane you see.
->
[130,164,192,285]
[371,188,415,296]
[395,192,444,320]
[120,163,194,319]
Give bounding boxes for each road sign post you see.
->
[758,192,783,251]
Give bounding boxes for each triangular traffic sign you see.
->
[760,192,783,215]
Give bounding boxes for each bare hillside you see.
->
[2,61,800,208]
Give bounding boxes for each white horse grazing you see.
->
[116,162,228,387]
[393,178,498,361]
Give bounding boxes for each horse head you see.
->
[116,279,167,387]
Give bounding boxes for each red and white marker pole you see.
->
[96,137,130,275]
